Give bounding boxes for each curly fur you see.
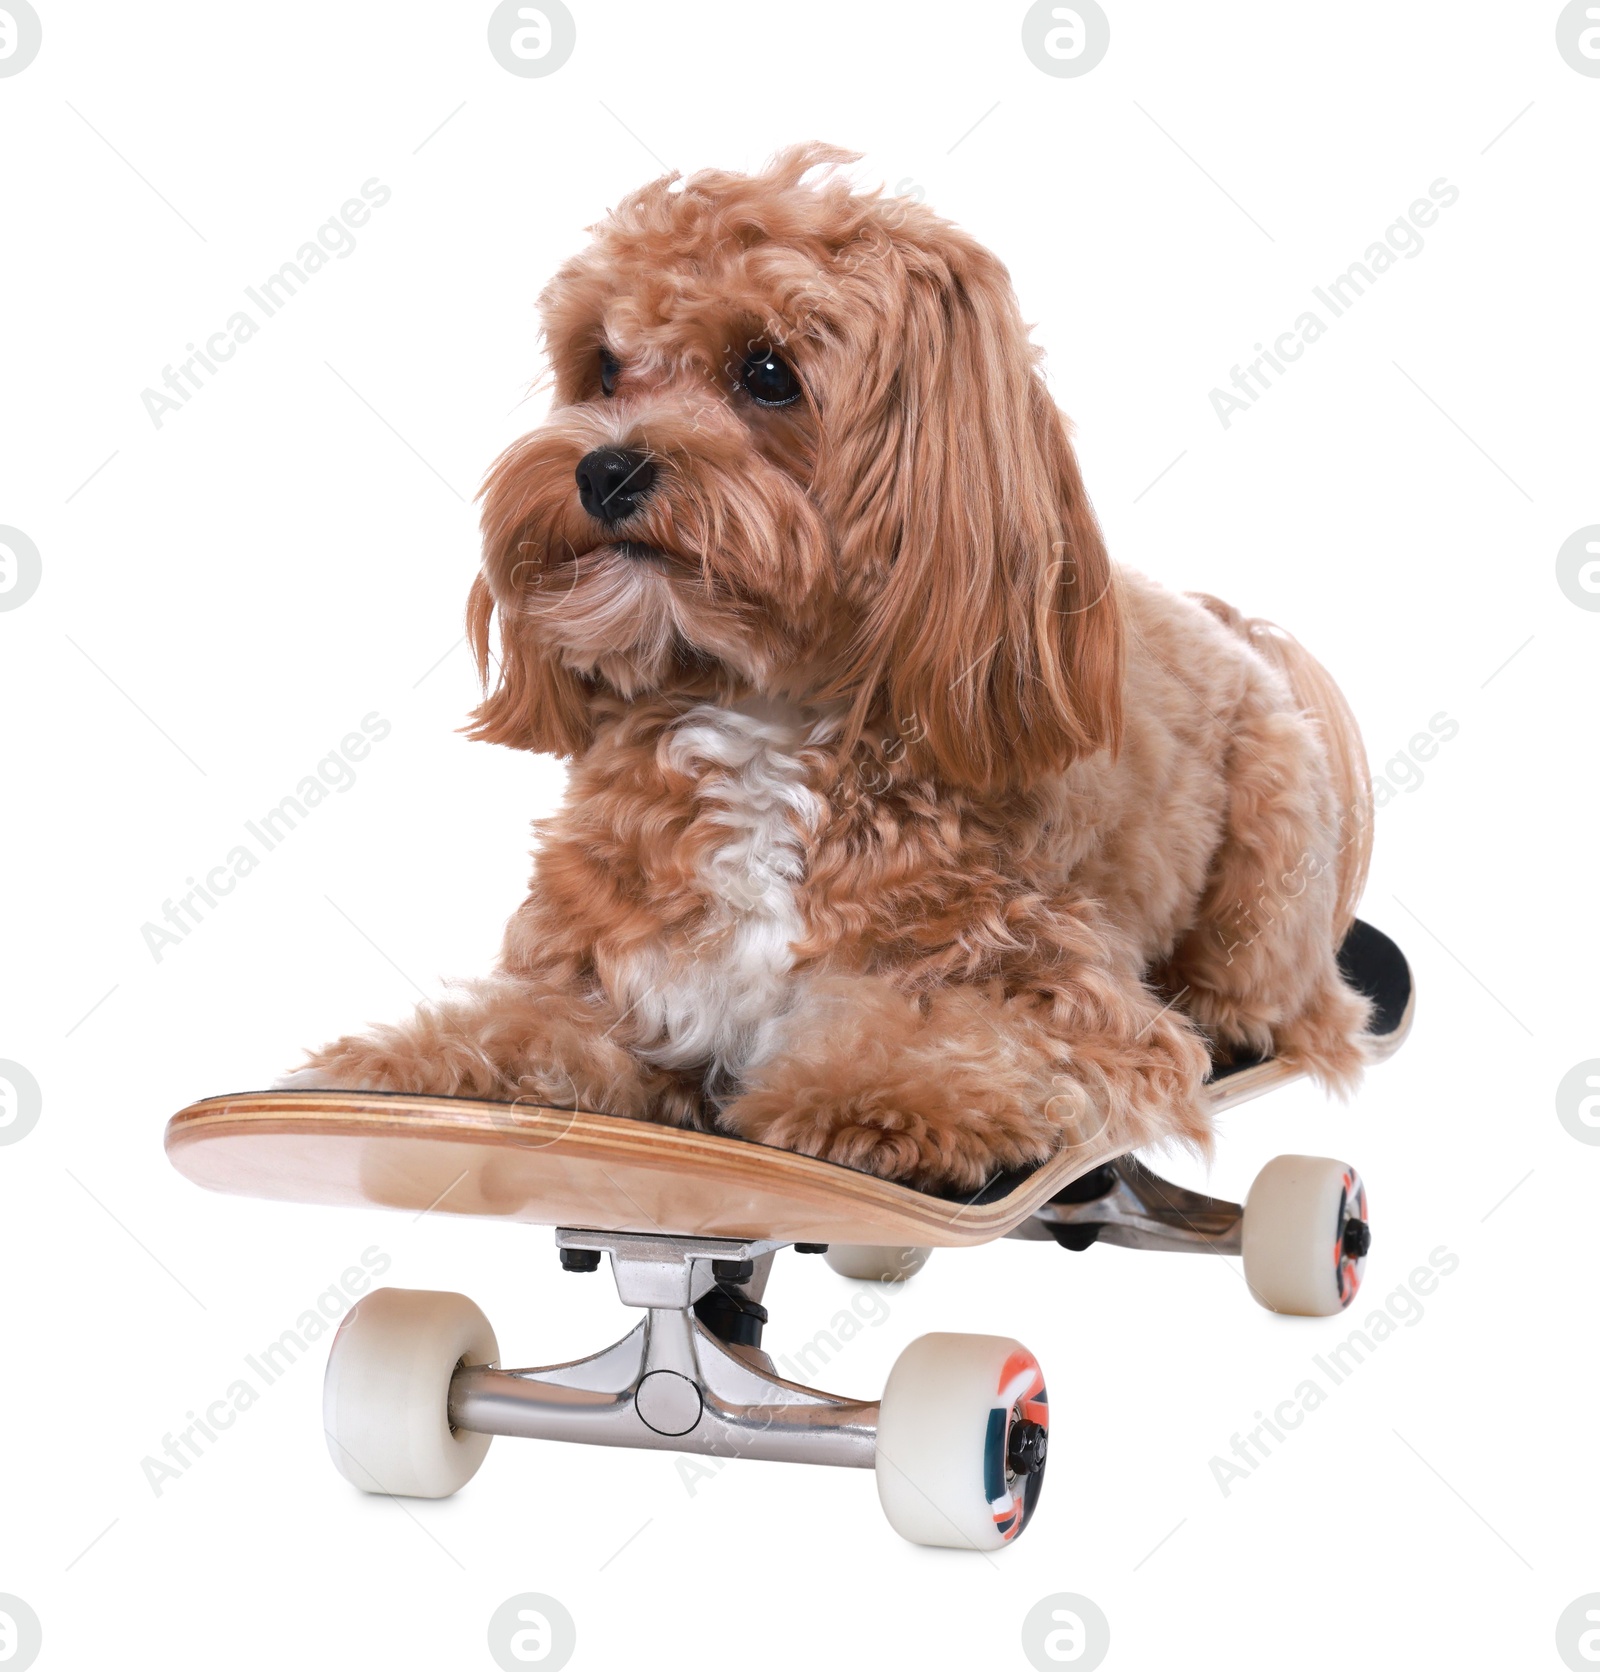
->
[288,145,1375,1191]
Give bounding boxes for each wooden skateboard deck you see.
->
[165,921,1412,1249]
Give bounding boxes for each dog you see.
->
[281,144,1375,1192]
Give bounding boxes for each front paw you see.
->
[1067,1002,1214,1152]
[1273,976,1374,1095]
[272,1034,433,1096]
[722,1083,1054,1194]
[271,1065,382,1093]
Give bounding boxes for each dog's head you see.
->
[472,144,1120,790]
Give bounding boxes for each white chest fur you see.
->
[609,698,825,1082]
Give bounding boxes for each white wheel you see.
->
[874,1332,1049,1549]
[822,1244,931,1282]
[323,1288,499,1498]
[1241,1155,1369,1317]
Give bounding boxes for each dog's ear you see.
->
[464,574,594,754]
[818,246,1122,792]
[465,454,596,754]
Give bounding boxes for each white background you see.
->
[2,2,1596,1668]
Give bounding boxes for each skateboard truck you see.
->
[448,1229,881,1469]
[316,1227,1051,1547]
[1022,1155,1246,1254]
[435,1228,1050,1547]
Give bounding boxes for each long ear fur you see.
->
[817,242,1122,792]
[461,575,591,755]
[465,444,596,754]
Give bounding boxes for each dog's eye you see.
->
[740,346,802,408]
[598,347,621,397]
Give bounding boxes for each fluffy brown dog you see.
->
[283,145,1375,1191]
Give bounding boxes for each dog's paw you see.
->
[1048,1001,1214,1154]
[737,1096,973,1188]
[271,1037,414,1094]
[722,1083,1053,1193]
[271,1066,376,1092]
[1274,976,1373,1095]
[270,1024,515,1100]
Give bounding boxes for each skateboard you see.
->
[165,919,1412,1551]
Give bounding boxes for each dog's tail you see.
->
[1191,594,1373,939]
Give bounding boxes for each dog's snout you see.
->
[575,447,656,525]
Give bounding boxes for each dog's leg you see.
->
[718,964,1212,1192]
[1161,679,1373,1088]
[279,972,697,1122]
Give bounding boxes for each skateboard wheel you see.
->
[821,1244,931,1282]
[323,1288,499,1499]
[1241,1155,1369,1317]
[874,1333,1049,1549]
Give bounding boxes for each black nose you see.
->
[575,447,656,524]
